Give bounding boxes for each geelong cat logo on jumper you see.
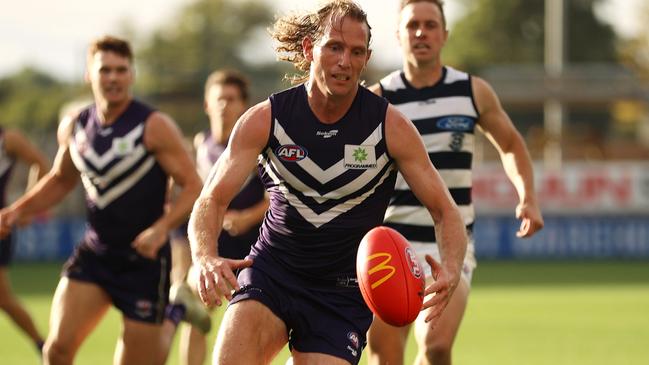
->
[276,144,308,162]
[436,116,474,131]
[344,144,377,169]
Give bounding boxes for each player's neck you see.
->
[403,61,443,89]
[95,97,132,126]
[210,123,231,145]
[305,82,358,125]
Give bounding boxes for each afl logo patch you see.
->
[276,144,308,162]
[436,116,474,131]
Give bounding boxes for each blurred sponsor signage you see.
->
[473,162,649,214]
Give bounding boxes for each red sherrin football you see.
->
[356,226,425,327]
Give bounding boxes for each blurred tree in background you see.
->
[618,2,649,80]
[134,0,288,134]
[0,68,82,133]
[444,0,617,71]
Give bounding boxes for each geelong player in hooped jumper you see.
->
[366,1,545,365]
[0,36,201,365]
[188,1,468,364]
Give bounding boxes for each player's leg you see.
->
[413,276,470,365]
[365,317,411,365]
[213,299,288,364]
[179,264,214,365]
[114,317,165,365]
[179,323,208,365]
[43,277,111,365]
[0,267,44,349]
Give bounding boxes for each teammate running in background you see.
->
[0,36,201,365]
[172,69,268,365]
[0,127,48,355]
[188,1,467,364]
[366,1,544,364]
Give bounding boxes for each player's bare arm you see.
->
[384,105,468,324]
[222,192,270,236]
[3,129,49,182]
[0,116,80,238]
[188,101,270,307]
[132,112,202,259]
[473,77,544,237]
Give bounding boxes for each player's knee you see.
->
[43,340,74,365]
[422,341,452,364]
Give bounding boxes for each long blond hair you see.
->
[270,0,372,84]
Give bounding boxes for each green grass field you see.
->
[2,261,648,364]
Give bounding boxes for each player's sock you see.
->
[169,282,212,333]
[165,303,186,326]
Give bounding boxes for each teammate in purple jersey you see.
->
[365,2,544,365]
[0,36,201,365]
[188,1,468,364]
[0,127,48,355]
[171,69,269,365]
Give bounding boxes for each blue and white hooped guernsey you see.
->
[254,84,396,280]
[0,128,16,208]
[380,66,479,245]
[68,100,168,253]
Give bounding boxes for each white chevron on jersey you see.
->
[394,96,477,121]
[420,132,475,153]
[394,169,472,191]
[73,123,145,169]
[260,154,395,228]
[70,143,148,190]
[80,156,156,209]
[267,148,391,203]
[273,119,383,184]
[384,204,475,227]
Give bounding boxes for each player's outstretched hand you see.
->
[0,208,19,239]
[421,254,460,325]
[132,224,168,259]
[195,255,253,307]
[516,201,544,238]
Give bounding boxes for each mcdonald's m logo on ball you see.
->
[367,253,396,289]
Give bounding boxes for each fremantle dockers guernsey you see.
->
[69,100,168,253]
[253,84,396,280]
[380,67,478,245]
[196,132,265,258]
[0,128,16,208]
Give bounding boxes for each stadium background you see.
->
[1,0,648,364]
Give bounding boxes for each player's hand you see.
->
[195,255,253,307]
[131,224,167,259]
[515,200,544,238]
[0,208,20,239]
[421,254,460,325]
[222,210,253,236]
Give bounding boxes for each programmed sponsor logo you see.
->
[276,144,308,162]
[344,144,377,169]
[436,116,474,131]
[405,247,423,279]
